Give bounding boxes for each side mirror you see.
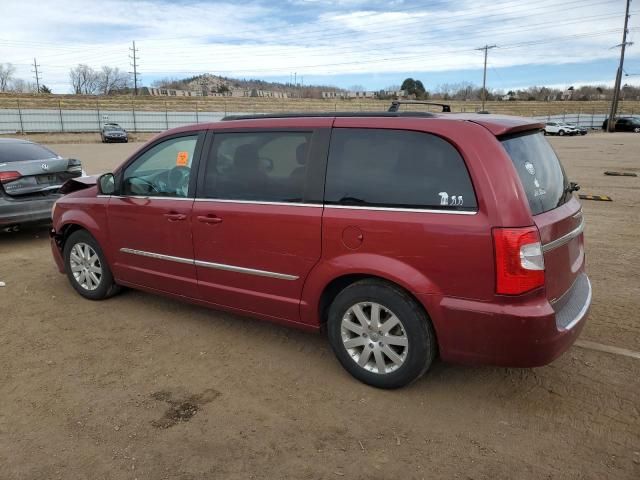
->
[98,173,116,195]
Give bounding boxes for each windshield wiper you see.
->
[565,182,580,194]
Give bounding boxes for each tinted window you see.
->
[122,135,198,197]
[204,131,312,202]
[501,131,570,215]
[0,142,58,163]
[325,128,476,210]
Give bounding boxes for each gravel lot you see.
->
[1,133,639,479]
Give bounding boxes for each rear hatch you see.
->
[501,131,585,303]
[0,142,82,197]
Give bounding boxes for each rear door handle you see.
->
[164,212,187,221]
[197,214,223,224]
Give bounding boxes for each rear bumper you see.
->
[424,273,591,367]
[0,193,59,226]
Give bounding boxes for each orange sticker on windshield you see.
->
[176,151,189,166]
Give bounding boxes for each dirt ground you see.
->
[0,133,639,479]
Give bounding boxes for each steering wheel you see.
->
[167,166,191,195]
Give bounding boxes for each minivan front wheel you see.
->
[63,230,120,300]
[327,279,437,389]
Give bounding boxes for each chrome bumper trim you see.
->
[542,218,585,253]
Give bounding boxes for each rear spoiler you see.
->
[59,175,98,195]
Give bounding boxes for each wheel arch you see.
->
[314,273,438,336]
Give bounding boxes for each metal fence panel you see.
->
[0,107,631,134]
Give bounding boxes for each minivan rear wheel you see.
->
[327,279,437,389]
[63,230,120,300]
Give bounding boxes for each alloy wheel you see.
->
[69,242,103,291]
[340,302,409,374]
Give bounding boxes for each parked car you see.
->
[50,110,590,388]
[0,138,83,230]
[544,122,579,136]
[602,117,640,132]
[101,123,128,143]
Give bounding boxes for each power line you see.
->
[129,40,140,95]
[608,0,633,132]
[31,57,41,93]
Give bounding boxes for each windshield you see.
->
[501,131,571,215]
[104,125,122,131]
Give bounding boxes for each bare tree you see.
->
[9,78,37,93]
[0,63,16,92]
[69,64,100,94]
[98,66,130,95]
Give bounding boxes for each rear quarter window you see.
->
[325,128,477,211]
[0,142,58,163]
[501,131,570,215]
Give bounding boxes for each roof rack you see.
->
[388,100,451,113]
[221,111,436,121]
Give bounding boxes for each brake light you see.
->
[493,226,545,295]
[0,171,22,184]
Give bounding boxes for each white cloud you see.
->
[0,0,636,92]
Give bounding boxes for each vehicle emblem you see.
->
[525,161,535,175]
[41,163,49,171]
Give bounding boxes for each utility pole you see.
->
[129,41,140,96]
[476,44,496,111]
[31,58,41,93]
[607,0,633,132]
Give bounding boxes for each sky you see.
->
[0,0,639,94]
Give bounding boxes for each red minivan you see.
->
[50,107,590,388]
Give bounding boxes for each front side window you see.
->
[122,135,198,197]
[325,128,477,210]
[203,131,312,202]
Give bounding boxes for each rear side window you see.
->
[204,131,312,202]
[325,128,477,210]
[501,131,570,215]
[0,142,58,163]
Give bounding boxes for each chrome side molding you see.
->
[194,260,298,280]
[119,248,298,281]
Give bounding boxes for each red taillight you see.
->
[0,171,22,184]
[493,226,545,295]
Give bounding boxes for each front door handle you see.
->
[164,212,187,221]
[197,214,223,224]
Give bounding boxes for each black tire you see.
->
[327,279,437,389]
[558,130,565,136]
[63,230,120,300]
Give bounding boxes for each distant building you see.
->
[143,86,288,98]
[322,90,397,99]
[561,87,575,101]
[143,87,204,97]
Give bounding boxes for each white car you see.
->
[544,122,579,136]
